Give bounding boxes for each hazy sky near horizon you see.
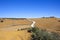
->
[0,0,60,18]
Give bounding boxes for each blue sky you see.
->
[0,0,60,18]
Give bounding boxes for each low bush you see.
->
[29,27,60,40]
[0,20,3,22]
[58,20,60,22]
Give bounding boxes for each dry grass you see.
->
[0,18,31,40]
[31,18,60,33]
[0,30,31,40]
[0,18,60,40]
[0,19,32,28]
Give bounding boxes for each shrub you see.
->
[0,20,3,22]
[29,27,60,40]
[58,20,60,22]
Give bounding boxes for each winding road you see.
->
[27,18,36,28]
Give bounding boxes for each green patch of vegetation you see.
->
[28,27,60,40]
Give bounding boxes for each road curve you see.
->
[27,18,36,28]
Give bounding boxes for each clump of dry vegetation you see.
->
[58,20,60,22]
[0,20,4,22]
[0,18,4,23]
